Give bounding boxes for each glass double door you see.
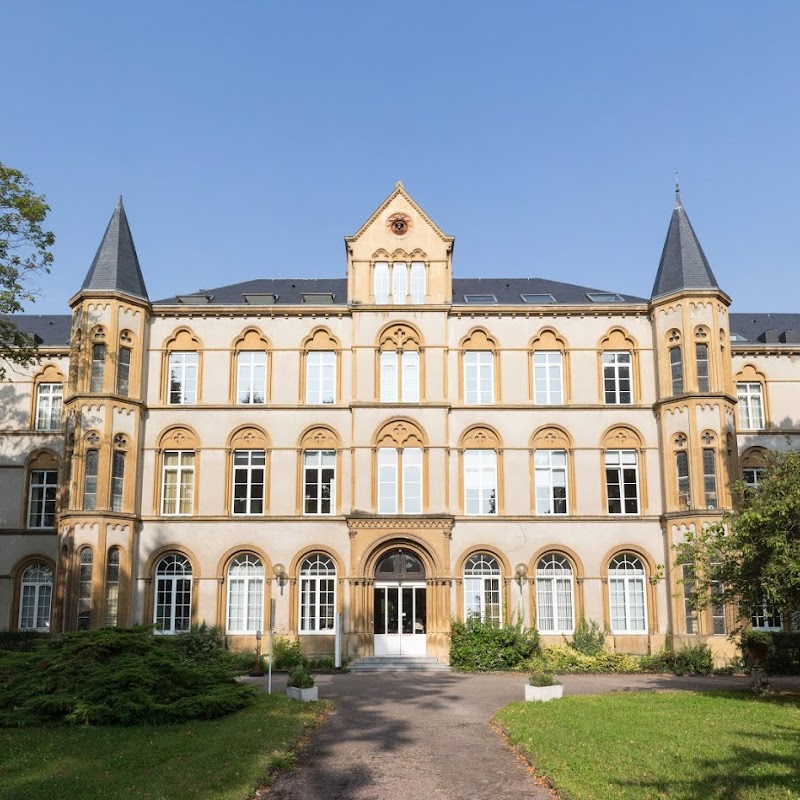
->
[373,582,427,656]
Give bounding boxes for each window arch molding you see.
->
[693,325,712,392]
[459,327,500,405]
[458,425,503,516]
[597,326,640,404]
[735,364,769,430]
[600,425,646,515]
[375,321,425,402]
[359,537,440,581]
[225,425,271,516]
[297,425,342,515]
[143,545,199,634]
[215,548,271,635]
[600,546,658,634]
[30,363,66,431]
[454,546,511,625]
[300,327,340,405]
[155,426,200,516]
[456,548,508,627]
[229,327,272,405]
[371,248,428,305]
[531,548,582,635]
[287,545,346,634]
[528,327,570,404]
[529,425,574,515]
[88,325,108,394]
[671,430,691,510]
[372,418,428,514]
[161,327,203,405]
[665,328,684,396]
[10,555,55,631]
[116,328,137,398]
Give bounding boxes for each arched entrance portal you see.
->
[373,548,427,656]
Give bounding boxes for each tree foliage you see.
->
[675,448,800,631]
[0,162,55,378]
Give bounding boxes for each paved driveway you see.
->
[255,672,800,800]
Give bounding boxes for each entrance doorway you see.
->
[373,549,427,656]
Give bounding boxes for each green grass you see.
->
[0,692,326,800]
[496,691,800,800]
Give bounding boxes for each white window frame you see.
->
[464,351,494,405]
[374,261,390,304]
[392,261,408,304]
[534,449,568,515]
[536,554,574,634]
[402,447,422,513]
[742,467,765,493]
[608,554,648,633]
[27,469,58,529]
[602,350,632,404]
[533,351,563,405]
[232,449,266,515]
[299,554,336,633]
[303,450,336,515]
[737,382,764,430]
[464,553,502,626]
[409,261,426,304]
[377,447,423,514]
[168,351,198,405]
[226,554,264,634]
[154,554,192,634]
[18,563,53,631]
[35,383,63,431]
[236,351,267,404]
[464,449,497,515]
[605,449,639,515]
[380,350,420,403]
[751,603,782,631]
[306,351,336,405]
[377,448,398,513]
[161,450,195,516]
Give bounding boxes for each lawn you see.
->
[496,691,800,800]
[0,692,325,800]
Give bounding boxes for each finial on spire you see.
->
[395,180,404,189]
[674,171,681,207]
[117,194,124,209]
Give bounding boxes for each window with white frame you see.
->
[676,450,690,508]
[35,383,62,430]
[374,261,390,303]
[377,447,422,514]
[737,382,764,429]
[379,350,420,403]
[18,562,52,631]
[306,351,335,404]
[602,351,632,404]
[83,449,99,510]
[76,548,93,630]
[464,553,501,626]
[168,352,198,405]
[703,448,718,509]
[154,554,192,634]
[299,554,336,632]
[669,346,683,395]
[410,261,426,304]
[303,450,335,515]
[743,467,765,494]
[608,553,647,633]
[536,554,574,634]
[696,343,710,392]
[27,469,58,528]
[232,450,265,515]
[605,450,639,514]
[237,351,267,404]
[464,450,497,515]
[105,548,120,627]
[464,351,494,405]
[533,351,563,404]
[227,554,264,633]
[161,451,195,515]
[111,450,125,512]
[392,261,408,304]
[751,603,782,631]
[534,450,568,514]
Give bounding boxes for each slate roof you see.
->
[729,313,800,345]
[154,277,646,306]
[80,198,148,301]
[651,191,721,300]
[3,315,72,347]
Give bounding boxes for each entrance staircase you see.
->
[349,655,450,673]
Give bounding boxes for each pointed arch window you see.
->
[599,328,637,405]
[603,427,643,515]
[462,329,497,406]
[164,328,202,405]
[105,548,120,627]
[227,554,264,633]
[302,329,338,405]
[83,446,99,510]
[373,258,427,305]
[378,325,422,403]
[695,327,710,392]
[536,554,574,634]
[702,444,718,509]
[299,554,336,633]
[461,426,501,516]
[608,553,648,633]
[18,562,52,631]
[76,548,93,630]
[35,375,63,431]
[154,554,192,634]
[111,435,127,512]
[676,449,690,508]
[464,553,502,626]
[374,420,425,514]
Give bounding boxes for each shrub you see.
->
[641,643,713,675]
[449,619,540,672]
[567,616,606,656]
[272,636,308,671]
[739,631,800,674]
[528,671,560,686]
[0,630,49,652]
[161,623,231,666]
[528,645,642,674]
[287,665,315,688]
[309,655,337,670]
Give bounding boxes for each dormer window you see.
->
[302,293,335,305]
[521,293,556,304]
[463,294,497,304]
[587,292,624,303]
[242,293,277,305]
[373,261,426,305]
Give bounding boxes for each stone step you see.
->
[349,656,451,672]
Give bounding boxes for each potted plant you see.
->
[740,629,771,669]
[525,671,563,702]
[286,665,318,702]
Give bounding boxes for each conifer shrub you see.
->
[449,619,540,671]
[287,665,315,688]
[566,616,606,656]
[271,636,308,671]
[0,626,255,726]
[0,630,48,652]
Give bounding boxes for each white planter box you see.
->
[286,685,318,702]
[525,683,563,702]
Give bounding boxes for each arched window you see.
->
[18,562,52,631]
[76,547,93,630]
[378,324,422,403]
[736,365,767,430]
[741,447,767,495]
[531,427,572,515]
[33,364,64,431]
[154,554,192,634]
[530,328,568,405]
[373,254,427,305]
[227,554,264,634]
[90,326,106,393]
[83,445,99,510]
[105,548,120,627]
[374,420,426,514]
[461,426,502,515]
[694,327,710,392]
[300,427,339,515]
[608,553,647,633]
[232,328,270,405]
[461,329,497,405]
[464,553,502,626]
[603,427,643,515]
[111,434,128,512]
[159,427,199,516]
[163,328,202,405]
[26,450,59,529]
[701,431,719,509]
[229,427,270,515]
[536,554,574,633]
[117,329,134,396]
[667,329,683,395]
[673,432,690,509]
[299,554,336,633]
[302,328,339,405]
[599,328,637,405]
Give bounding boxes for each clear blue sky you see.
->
[5,1,800,313]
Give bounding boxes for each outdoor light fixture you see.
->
[273,563,287,595]
[515,563,528,589]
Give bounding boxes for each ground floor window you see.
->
[299,554,336,632]
[751,603,782,631]
[19,562,52,631]
[154,554,192,634]
[464,553,501,626]
[227,554,264,633]
[608,553,647,633]
[536,554,574,633]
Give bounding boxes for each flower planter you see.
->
[525,684,563,702]
[286,685,318,702]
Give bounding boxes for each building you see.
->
[1,183,797,662]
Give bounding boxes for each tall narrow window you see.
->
[669,346,683,395]
[232,450,265,515]
[161,451,195,515]
[533,351,563,404]
[464,351,494,405]
[380,350,420,402]
[168,352,198,404]
[111,450,125,511]
[676,450,690,508]
[27,469,58,528]
[392,262,407,304]
[605,450,639,514]
[710,569,726,635]
[402,447,422,513]
[608,554,647,633]
[737,383,764,429]
[534,450,568,514]
[696,343,710,392]
[536,554,574,634]
[91,344,106,392]
[18,563,52,631]
[154,554,192,634]
[409,261,426,304]
[602,351,632,404]
[380,352,398,402]
[464,450,497,515]
[83,449,99,510]
[104,548,120,627]
[35,383,63,430]
[227,554,264,634]
[401,351,419,402]
[304,450,335,515]
[464,554,501,626]
[299,554,336,632]
[376,447,422,514]
[377,448,398,513]
[682,564,698,634]
[117,347,131,396]
[373,261,390,304]
[306,351,335,404]
[703,448,718,509]
[76,548,93,630]
[237,351,267,404]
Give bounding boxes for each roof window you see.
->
[520,293,556,304]
[586,292,624,303]
[242,293,277,305]
[463,294,498,304]
[302,293,335,305]
[176,294,213,304]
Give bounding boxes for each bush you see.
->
[641,643,714,675]
[308,655,337,670]
[0,630,49,652]
[449,619,540,672]
[741,631,800,675]
[529,645,642,674]
[161,623,232,665]
[0,626,255,726]
[567,616,606,656]
[272,637,308,671]
[287,665,315,688]
[528,671,560,686]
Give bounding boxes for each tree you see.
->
[0,162,55,378]
[675,448,800,632]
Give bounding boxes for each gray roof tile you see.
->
[4,315,72,347]
[729,313,800,344]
